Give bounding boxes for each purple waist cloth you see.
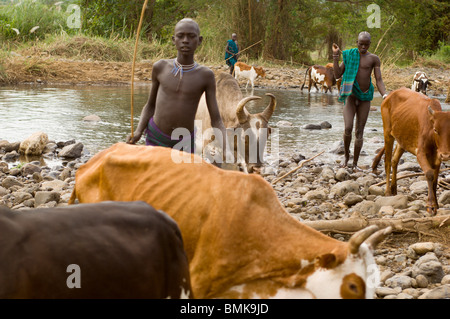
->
[145,117,195,153]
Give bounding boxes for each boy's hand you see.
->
[332,43,340,56]
[126,132,142,144]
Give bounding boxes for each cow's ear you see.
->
[428,81,432,86]
[315,253,339,269]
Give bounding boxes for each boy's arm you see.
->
[373,56,387,98]
[332,43,345,79]
[126,61,161,144]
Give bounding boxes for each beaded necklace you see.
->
[171,59,198,91]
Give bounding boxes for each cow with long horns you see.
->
[196,72,276,173]
[69,143,392,299]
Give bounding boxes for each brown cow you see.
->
[0,201,192,299]
[70,143,392,299]
[372,88,450,215]
[196,72,276,173]
[301,63,341,93]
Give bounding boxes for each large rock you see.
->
[22,163,41,176]
[34,191,60,207]
[352,200,380,216]
[409,242,435,255]
[82,114,101,122]
[19,132,48,156]
[375,195,408,209]
[410,181,428,195]
[412,252,445,284]
[58,142,84,158]
[438,190,450,205]
[320,166,335,180]
[0,140,20,152]
[418,285,450,299]
[335,168,350,182]
[385,275,413,289]
[1,176,23,189]
[330,180,360,198]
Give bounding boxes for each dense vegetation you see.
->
[0,0,449,65]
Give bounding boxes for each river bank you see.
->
[1,55,449,98]
[0,136,449,299]
[1,52,449,299]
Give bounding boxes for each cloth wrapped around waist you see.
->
[145,117,195,153]
[352,80,374,102]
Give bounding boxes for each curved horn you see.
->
[261,93,277,121]
[365,226,393,251]
[428,105,435,116]
[348,225,379,254]
[236,96,261,124]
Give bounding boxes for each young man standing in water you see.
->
[127,18,228,156]
[333,31,388,171]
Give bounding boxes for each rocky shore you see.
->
[1,133,449,299]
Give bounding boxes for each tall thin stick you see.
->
[271,151,325,185]
[130,0,149,139]
[225,39,263,62]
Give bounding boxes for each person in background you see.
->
[225,33,239,75]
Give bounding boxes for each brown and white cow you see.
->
[372,88,450,215]
[70,143,392,299]
[234,62,266,90]
[196,72,276,173]
[0,201,192,299]
[411,71,433,95]
[301,63,341,94]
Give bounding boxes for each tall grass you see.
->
[0,0,76,42]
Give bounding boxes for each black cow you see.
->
[0,201,192,299]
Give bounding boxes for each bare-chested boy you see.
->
[127,18,227,155]
[333,31,388,170]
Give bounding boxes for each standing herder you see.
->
[333,31,388,171]
[127,18,228,156]
[225,33,240,75]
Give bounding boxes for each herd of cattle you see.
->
[1,64,447,299]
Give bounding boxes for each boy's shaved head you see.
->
[358,31,371,41]
[175,18,200,34]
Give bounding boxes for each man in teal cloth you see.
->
[225,33,239,75]
[333,31,388,170]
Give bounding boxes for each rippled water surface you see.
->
[1,84,448,167]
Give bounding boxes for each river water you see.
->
[0,84,449,168]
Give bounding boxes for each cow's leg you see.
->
[390,144,405,195]
[314,83,320,92]
[417,151,440,215]
[352,98,371,170]
[308,78,312,93]
[431,166,440,214]
[383,135,395,196]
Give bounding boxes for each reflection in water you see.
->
[1,85,449,167]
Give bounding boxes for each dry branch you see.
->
[271,151,325,184]
[303,212,450,235]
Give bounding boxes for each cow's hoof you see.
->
[426,206,438,216]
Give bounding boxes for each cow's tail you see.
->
[371,146,385,174]
[300,67,311,91]
[68,186,77,205]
